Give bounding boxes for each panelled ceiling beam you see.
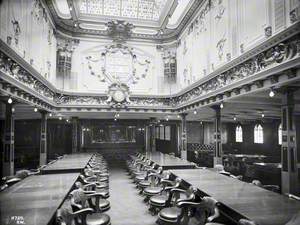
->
[67,0,78,21]
[160,0,178,30]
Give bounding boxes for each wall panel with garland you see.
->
[0,0,57,83]
[176,0,297,90]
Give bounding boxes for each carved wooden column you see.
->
[177,122,182,156]
[281,89,299,195]
[149,117,156,152]
[212,106,223,166]
[72,117,79,153]
[145,125,151,152]
[180,113,188,160]
[39,110,47,166]
[2,103,14,176]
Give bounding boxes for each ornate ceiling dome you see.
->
[46,0,201,41]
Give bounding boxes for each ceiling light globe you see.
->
[8,98,13,104]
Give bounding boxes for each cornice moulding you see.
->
[44,0,203,43]
[175,21,300,97]
[1,24,299,113]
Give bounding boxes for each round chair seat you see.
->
[96,199,110,212]
[97,173,109,177]
[133,171,145,177]
[205,223,226,225]
[86,213,111,225]
[96,183,109,189]
[139,180,151,187]
[144,186,163,196]
[159,207,181,222]
[97,177,108,183]
[96,190,110,199]
[150,195,168,206]
[135,175,146,181]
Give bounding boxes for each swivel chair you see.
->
[157,186,200,225]
[149,177,182,215]
[70,187,110,213]
[57,198,111,225]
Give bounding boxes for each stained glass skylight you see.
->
[79,0,169,21]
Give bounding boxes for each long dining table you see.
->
[170,168,300,225]
[144,152,195,169]
[0,173,79,225]
[41,153,93,174]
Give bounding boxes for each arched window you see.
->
[278,124,282,145]
[254,124,264,144]
[235,125,243,143]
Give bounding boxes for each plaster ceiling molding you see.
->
[45,0,201,41]
[132,27,158,35]
[167,0,194,29]
[53,0,72,19]
[79,23,107,31]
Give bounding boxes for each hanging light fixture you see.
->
[233,116,237,121]
[220,103,224,109]
[261,113,265,118]
[49,113,52,117]
[193,110,197,115]
[34,107,38,112]
[269,89,275,98]
[7,97,13,104]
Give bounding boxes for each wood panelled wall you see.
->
[3,119,72,170]
[2,118,299,171]
[224,121,282,162]
[80,119,146,155]
[185,120,295,163]
[155,124,178,156]
[11,119,147,169]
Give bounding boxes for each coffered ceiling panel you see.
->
[49,0,200,40]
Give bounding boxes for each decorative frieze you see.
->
[290,7,300,24]
[172,35,300,106]
[0,52,55,101]
[0,33,299,112]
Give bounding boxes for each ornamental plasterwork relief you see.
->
[173,35,300,106]
[106,83,131,108]
[129,97,174,107]
[31,0,43,21]
[188,0,210,36]
[54,95,107,105]
[1,33,299,110]
[290,7,300,23]
[106,20,134,42]
[0,52,55,101]
[11,18,21,46]
[214,0,225,22]
[53,94,173,108]
[216,36,227,61]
